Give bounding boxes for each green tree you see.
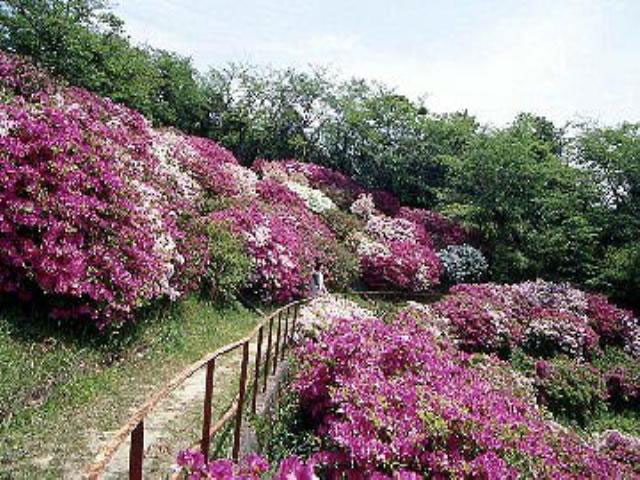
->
[319,81,478,206]
[147,48,207,133]
[201,64,336,164]
[0,1,207,132]
[441,114,601,282]
[576,123,640,307]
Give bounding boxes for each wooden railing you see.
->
[85,300,305,480]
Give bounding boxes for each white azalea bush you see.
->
[437,244,488,284]
[285,181,336,213]
[297,294,374,334]
[350,193,376,219]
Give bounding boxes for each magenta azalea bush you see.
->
[210,185,340,301]
[425,280,640,359]
[0,51,475,325]
[351,201,442,291]
[174,450,318,480]
[289,301,636,478]
[254,159,365,208]
[397,207,470,249]
[0,51,254,326]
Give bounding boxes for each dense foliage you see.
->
[271,295,638,478]
[2,1,639,309]
[1,50,475,326]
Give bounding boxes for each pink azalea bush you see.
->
[174,450,318,480]
[210,185,340,301]
[254,159,365,208]
[0,51,255,326]
[351,201,441,291]
[594,431,640,474]
[396,207,469,249]
[425,280,639,360]
[290,304,636,478]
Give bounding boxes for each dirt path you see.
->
[81,340,260,480]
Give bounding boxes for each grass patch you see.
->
[0,295,262,478]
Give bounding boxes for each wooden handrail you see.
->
[85,299,307,479]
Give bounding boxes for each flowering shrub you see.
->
[426,280,639,361]
[437,244,488,283]
[256,179,307,211]
[211,190,341,302]
[592,346,640,410]
[173,450,317,479]
[290,304,634,478]
[523,309,599,359]
[0,51,262,326]
[587,294,640,358]
[296,294,373,334]
[285,181,336,213]
[424,283,521,352]
[254,159,364,208]
[353,213,441,291]
[350,193,377,219]
[210,202,307,302]
[396,207,469,249]
[534,356,607,426]
[319,209,364,246]
[594,431,640,474]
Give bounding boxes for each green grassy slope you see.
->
[0,296,261,478]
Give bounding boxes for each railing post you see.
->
[292,302,299,340]
[129,420,144,480]
[252,326,264,414]
[272,310,282,375]
[232,341,250,461]
[263,316,274,393]
[281,306,289,359]
[200,358,216,459]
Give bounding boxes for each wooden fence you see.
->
[85,300,305,480]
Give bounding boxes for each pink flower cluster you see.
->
[291,306,634,478]
[348,198,442,291]
[397,207,469,249]
[211,189,338,302]
[0,52,476,323]
[0,51,252,326]
[426,280,640,359]
[594,431,640,474]
[254,159,365,208]
[174,450,317,480]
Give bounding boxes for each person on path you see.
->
[310,259,327,297]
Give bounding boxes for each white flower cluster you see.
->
[365,215,418,243]
[523,316,591,359]
[355,233,391,259]
[415,264,437,291]
[286,181,336,213]
[225,163,258,197]
[0,110,16,136]
[513,280,589,316]
[404,301,452,340]
[129,179,182,301]
[350,193,376,219]
[151,130,203,202]
[437,244,488,284]
[297,294,374,334]
[621,314,640,358]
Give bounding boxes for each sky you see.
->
[112,0,640,127]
